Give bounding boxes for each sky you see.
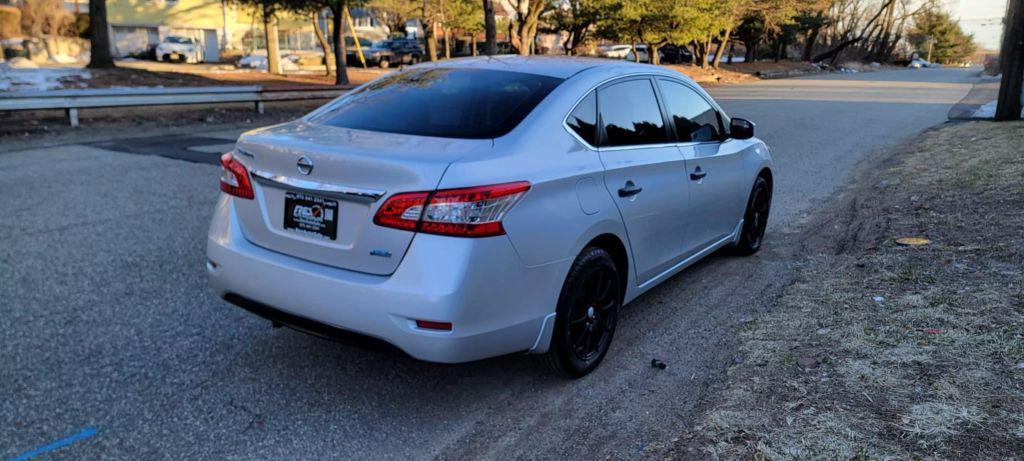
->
[946,0,1007,50]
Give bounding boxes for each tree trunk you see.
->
[631,39,639,62]
[712,27,732,69]
[483,0,497,55]
[422,0,438,61]
[744,39,757,62]
[650,43,660,65]
[472,35,477,56]
[263,5,282,75]
[996,0,1023,120]
[331,1,349,85]
[802,13,823,62]
[443,28,451,59]
[87,0,114,68]
[700,34,711,68]
[312,13,334,76]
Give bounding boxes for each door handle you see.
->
[618,181,643,197]
[690,166,707,181]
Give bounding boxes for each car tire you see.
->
[731,175,772,256]
[542,247,622,379]
[411,55,420,65]
[379,58,390,69]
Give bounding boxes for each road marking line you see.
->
[12,427,99,461]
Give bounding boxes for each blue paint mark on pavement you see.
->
[11,427,99,461]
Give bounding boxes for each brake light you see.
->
[373,181,530,237]
[219,152,254,199]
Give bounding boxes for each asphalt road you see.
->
[0,68,976,460]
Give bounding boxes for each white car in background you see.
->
[156,36,202,63]
[598,44,633,59]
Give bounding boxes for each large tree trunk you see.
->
[996,0,1023,120]
[650,43,661,65]
[712,26,732,69]
[513,0,544,56]
[471,35,477,56]
[482,0,496,55]
[331,1,349,85]
[312,13,334,76]
[87,0,114,68]
[263,5,282,75]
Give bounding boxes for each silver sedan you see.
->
[207,56,774,377]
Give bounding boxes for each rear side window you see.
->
[566,92,597,146]
[598,79,668,147]
[309,68,562,139]
[658,79,722,142]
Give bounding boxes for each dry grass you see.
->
[668,121,1024,459]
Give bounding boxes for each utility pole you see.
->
[996,0,1023,120]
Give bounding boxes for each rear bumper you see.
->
[206,195,565,363]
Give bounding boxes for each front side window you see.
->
[658,79,722,142]
[598,79,668,147]
[309,68,563,139]
[566,92,597,146]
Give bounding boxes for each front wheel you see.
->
[732,176,772,255]
[378,58,390,69]
[542,247,622,378]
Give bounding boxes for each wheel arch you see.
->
[582,233,629,301]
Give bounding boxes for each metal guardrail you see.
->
[0,85,349,127]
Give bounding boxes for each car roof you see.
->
[416,55,677,79]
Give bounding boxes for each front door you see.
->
[596,77,690,283]
[657,78,747,253]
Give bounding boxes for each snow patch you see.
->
[0,61,91,92]
[972,100,1024,119]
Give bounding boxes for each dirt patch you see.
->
[664,61,822,85]
[664,121,1024,459]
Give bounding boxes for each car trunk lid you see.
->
[232,121,489,275]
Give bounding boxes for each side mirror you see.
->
[730,118,755,140]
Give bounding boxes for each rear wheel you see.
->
[542,247,622,378]
[379,58,390,68]
[732,176,772,255]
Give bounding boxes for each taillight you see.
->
[373,181,530,237]
[219,152,254,199]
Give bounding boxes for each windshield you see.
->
[165,36,192,44]
[309,68,563,139]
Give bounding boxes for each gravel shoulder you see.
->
[665,121,1024,458]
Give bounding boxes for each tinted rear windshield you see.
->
[309,68,563,139]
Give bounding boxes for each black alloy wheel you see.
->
[733,176,772,255]
[543,247,622,378]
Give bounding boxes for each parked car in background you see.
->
[625,44,694,64]
[156,36,202,63]
[908,58,932,68]
[599,44,633,59]
[209,56,774,378]
[660,44,693,64]
[347,39,424,68]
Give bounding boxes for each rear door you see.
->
[657,78,747,253]
[596,77,690,283]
